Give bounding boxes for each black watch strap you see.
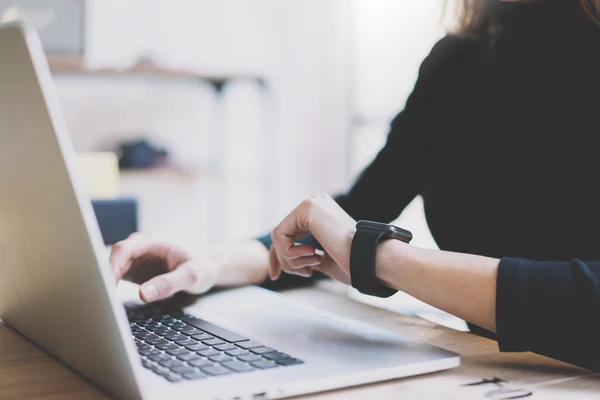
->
[350,228,397,298]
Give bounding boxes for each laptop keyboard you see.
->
[126,305,303,383]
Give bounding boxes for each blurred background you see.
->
[0,0,445,251]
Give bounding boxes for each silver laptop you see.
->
[0,22,459,400]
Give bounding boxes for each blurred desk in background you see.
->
[1,281,598,399]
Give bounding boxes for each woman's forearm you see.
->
[376,241,500,332]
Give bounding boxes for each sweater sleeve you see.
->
[496,257,600,371]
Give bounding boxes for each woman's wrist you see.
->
[213,240,270,288]
[375,239,415,292]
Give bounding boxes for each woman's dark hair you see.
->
[446,0,600,36]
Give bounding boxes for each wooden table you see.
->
[1,281,599,399]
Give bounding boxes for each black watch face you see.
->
[357,220,390,231]
[357,220,412,243]
[389,226,413,243]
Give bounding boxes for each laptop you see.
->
[0,22,459,400]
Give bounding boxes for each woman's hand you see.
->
[270,195,500,333]
[269,194,356,285]
[109,234,270,303]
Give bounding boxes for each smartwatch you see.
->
[350,220,413,298]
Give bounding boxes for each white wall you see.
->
[350,0,444,175]
[55,0,353,245]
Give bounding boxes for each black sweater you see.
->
[259,1,600,371]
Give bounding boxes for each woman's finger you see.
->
[270,246,313,279]
[284,244,318,260]
[139,261,199,302]
[277,250,313,278]
[271,202,311,260]
[110,234,153,281]
[109,234,187,283]
[287,254,323,269]
[269,246,281,280]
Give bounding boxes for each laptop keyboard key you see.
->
[152,366,170,376]
[135,333,153,340]
[183,372,207,381]
[165,334,187,341]
[209,354,233,363]
[192,334,214,341]
[146,339,168,346]
[171,366,197,375]
[222,361,255,373]
[225,349,249,357]
[175,339,197,346]
[198,349,220,357]
[184,318,248,343]
[177,353,202,362]
[201,365,231,376]
[148,354,171,362]
[189,359,214,368]
[237,340,263,349]
[185,344,209,352]
[138,348,156,356]
[251,360,278,369]
[202,338,225,346]
[214,344,237,351]
[165,374,182,382]
[264,352,291,361]
[237,354,262,362]
[166,348,189,356]
[177,314,194,322]
[156,344,179,351]
[180,329,202,336]
[192,333,215,341]
[170,324,186,331]
[250,347,276,355]
[159,360,185,369]
[277,358,304,366]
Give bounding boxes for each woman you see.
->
[110,0,600,371]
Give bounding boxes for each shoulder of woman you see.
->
[417,34,487,84]
[426,35,484,67]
